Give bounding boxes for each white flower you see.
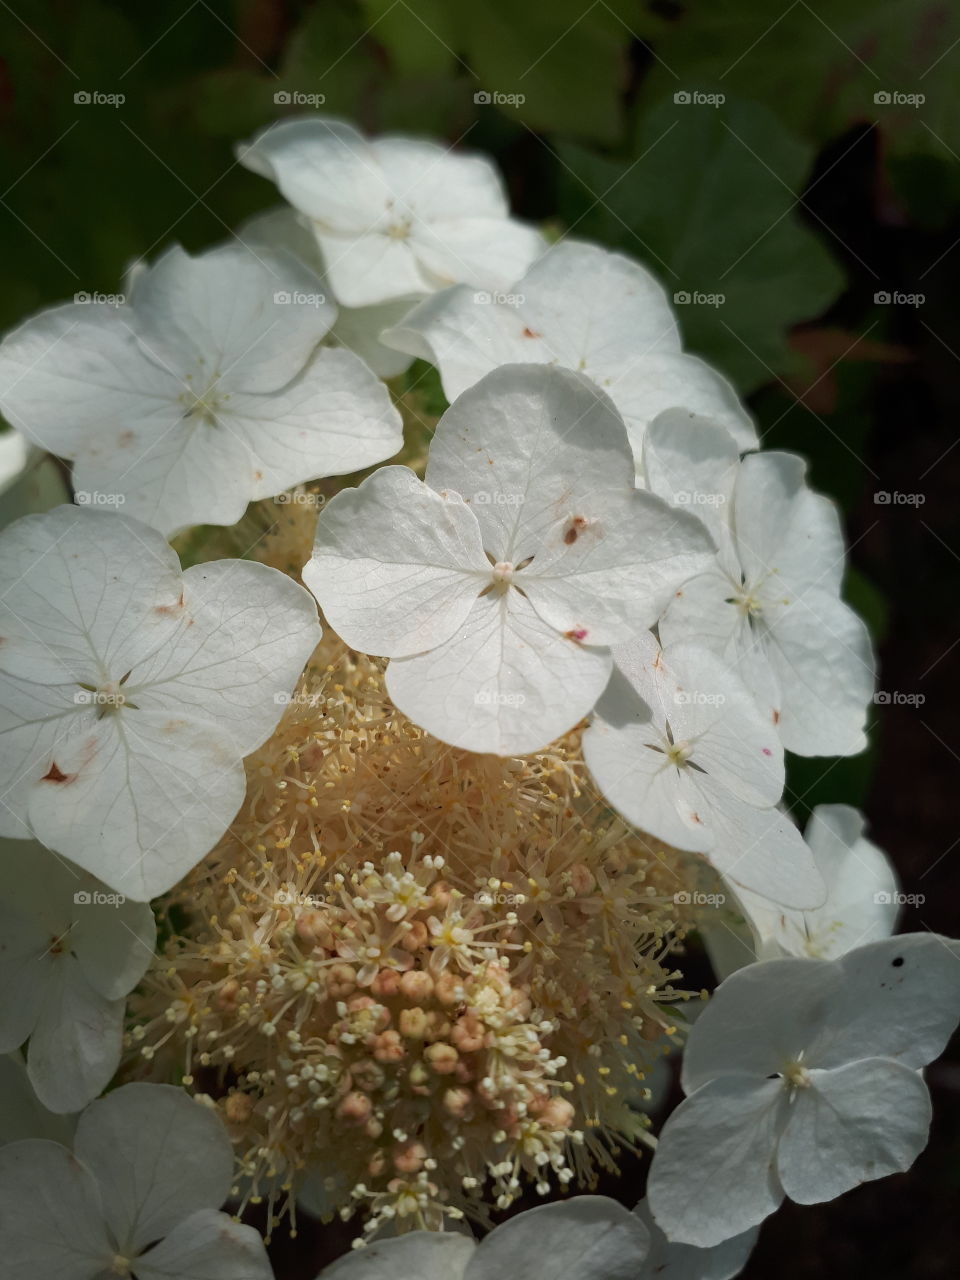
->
[0,1082,273,1280]
[0,838,155,1112]
[240,206,415,378]
[643,410,875,756]
[382,241,756,458]
[0,506,320,899]
[582,631,823,907]
[303,364,712,755]
[633,1198,758,1280]
[314,1197,650,1280]
[647,933,960,1247]
[237,116,545,308]
[0,241,402,536]
[713,804,899,973]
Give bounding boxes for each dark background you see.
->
[1,2,958,1275]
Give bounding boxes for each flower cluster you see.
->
[0,115,956,1280]
[128,632,699,1240]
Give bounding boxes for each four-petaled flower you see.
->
[303,364,712,755]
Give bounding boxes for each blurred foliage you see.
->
[2,0,956,812]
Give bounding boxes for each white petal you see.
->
[411,217,545,294]
[238,206,415,377]
[469,1196,649,1280]
[132,242,335,393]
[738,805,898,961]
[426,364,637,562]
[523,491,713,646]
[0,506,183,685]
[134,1210,273,1280]
[584,637,823,907]
[386,590,613,755]
[762,589,874,757]
[304,466,489,658]
[776,1058,931,1203]
[72,411,257,538]
[72,887,156,1000]
[318,1231,474,1280]
[634,1198,758,1280]
[0,303,182,461]
[315,231,430,308]
[74,1083,233,1256]
[373,136,509,220]
[127,559,321,755]
[26,961,123,1114]
[0,1054,76,1147]
[641,410,740,553]
[0,898,50,1052]
[0,1139,113,1280]
[26,707,246,901]
[680,955,837,1092]
[735,452,845,597]
[614,352,755,454]
[810,933,960,1071]
[647,1077,786,1248]
[385,240,681,406]
[225,346,403,499]
[237,117,385,228]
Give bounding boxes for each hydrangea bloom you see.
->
[238,117,545,308]
[0,507,320,899]
[722,804,899,970]
[647,934,960,1247]
[382,241,755,458]
[0,839,155,1112]
[315,1198,650,1280]
[303,364,712,754]
[643,410,874,755]
[0,241,402,535]
[0,1083,273,1280]
[582,631,823,907]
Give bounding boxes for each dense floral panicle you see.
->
[127,632,701,1240]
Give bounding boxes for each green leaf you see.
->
[641,0,960,215]
[558,97,845,392]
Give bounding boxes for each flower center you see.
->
[782,1061,811,1089]
[110,1256,132,1277]
[385,218,412,240]
[180,368,227,425]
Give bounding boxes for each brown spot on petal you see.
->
[564,628,589,643]
[117,430,135,447]
[522,326,541,339]
[772,709,781,725]
[563,515,589,545]
[42,761,73,784]
[155,589,186,617]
